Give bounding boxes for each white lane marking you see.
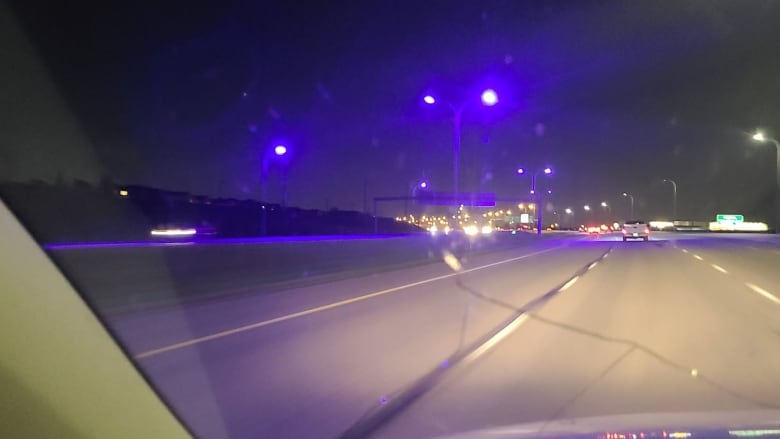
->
[135,246,561,359]
[464,315,529,363]
[588,261,598,270]
[681,248,689,253]
[710,264,728,274]
[745,283,780,305]
[692,254,703,261]
[559,276,579,292]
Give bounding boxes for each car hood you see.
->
[432,410,780,439]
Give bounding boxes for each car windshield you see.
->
[3,1,780,438]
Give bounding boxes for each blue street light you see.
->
[422,88,499,201]
[481,89,498,106]
[262,143,291,234]
[516,165,555,236]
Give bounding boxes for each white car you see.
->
[622,220,650,241]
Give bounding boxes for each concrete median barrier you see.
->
[47,232,549,315]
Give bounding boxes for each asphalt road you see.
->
[105,232,780,439]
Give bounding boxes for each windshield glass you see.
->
[3,1,780,438]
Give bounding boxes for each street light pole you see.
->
[424,89,497,213]
[662,179,677,224]
[452,106,463,200]
[622,192,635,219]
[752,131,780,233]
[517,166,553,236]
[261,144,289,235]
[600,201,611,222]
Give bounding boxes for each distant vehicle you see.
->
[587,226,601,235]
[622,220,650,241]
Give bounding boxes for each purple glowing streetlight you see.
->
[422,87,499,202]
[480,89,499,106]
[515,165,556,236]
[262,143,292,234]
[273,144,288,156]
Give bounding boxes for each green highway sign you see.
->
[716,214,744,223]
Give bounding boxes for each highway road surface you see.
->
[102,232,780,439]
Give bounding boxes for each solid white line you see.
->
[464,315,529,363]
[135,246,561,359]
[588,261,598,270]
[692,254,703,261]
[745,283,780,305]
[711,264,728,274]
[681,248,689,253]
[559,276,579,292]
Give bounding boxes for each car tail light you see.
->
[644,228,650,234]
[622,229,627,234]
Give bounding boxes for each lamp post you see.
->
[407,180,430,215]
[662,179,677,225]
[516,166,553,236]
[600,201,611,222]
[423,89,498,205]
[622,192,635,219]
[751,131,780,233]
[565,207,574,228]
[261,143,289,235]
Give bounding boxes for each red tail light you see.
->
[644,228,650,233]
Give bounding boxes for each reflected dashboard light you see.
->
[118,189,129,197]
[150,228,197,236]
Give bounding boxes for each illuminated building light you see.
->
[729,429,780,437]
[709,222,768,232]
[649,220,674,230]
[150,228,197,236]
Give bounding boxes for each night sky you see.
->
[3,0,780,221]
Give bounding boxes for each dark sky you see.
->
[4,0,780,220]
